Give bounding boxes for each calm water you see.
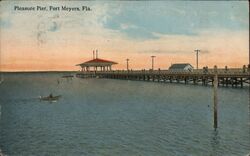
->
[0,73,249,156]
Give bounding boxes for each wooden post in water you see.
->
[240,78,243,88]
[213,65,218,129]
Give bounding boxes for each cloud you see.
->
[140,50,192,54]
[103,1,248,39]
[0,10,12,29]
[0,1,248,71]
[139,48,210,55]
[0,18,11,28]
[120,23,138,30]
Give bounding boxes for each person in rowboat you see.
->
[49,93,53,98]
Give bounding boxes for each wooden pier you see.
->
[76,68,250,88]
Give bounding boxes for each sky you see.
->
[0,1,249,71]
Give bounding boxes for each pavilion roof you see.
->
[76,58,118,66]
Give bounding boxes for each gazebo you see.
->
[77,58,117,72]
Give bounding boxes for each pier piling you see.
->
[76,66,249,89]
[213,65,218,129]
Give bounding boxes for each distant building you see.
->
[77,58,117,72]
[169,63,193,72]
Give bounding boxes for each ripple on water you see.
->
[0,74,249,155]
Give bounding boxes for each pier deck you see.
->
[76,68,250,88]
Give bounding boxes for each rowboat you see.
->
[39,95,61,101]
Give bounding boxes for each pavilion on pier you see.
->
[77,58,117,72]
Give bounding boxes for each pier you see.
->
[76,67,250,88]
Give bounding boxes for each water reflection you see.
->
[210,129,220,156]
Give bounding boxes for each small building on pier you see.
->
[169,63,193,72]
[77,58,117,72]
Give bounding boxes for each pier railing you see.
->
[77,68,249,75]
[76,68,249,88]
